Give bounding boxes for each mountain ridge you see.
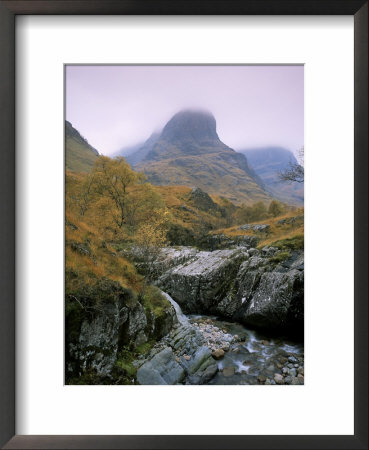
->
[65,120,99,172]
[132,110,272,205]
[239,146,304,205]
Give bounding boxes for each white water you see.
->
[161,291,189,325]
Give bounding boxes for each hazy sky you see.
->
[66,65,303,156]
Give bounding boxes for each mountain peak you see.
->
[160,109,219,145]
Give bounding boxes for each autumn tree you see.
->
[134,210,170,295]
[268,200,284,217]
[234,201,269,224]
[124,183,164,227]
[91,156,146,228]
[76,173,95,216]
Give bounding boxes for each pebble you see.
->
[274,373,284,384]
[183,355,191,361]
[288,356,299,364]
[222,367,236,377]
[221,342,231,352]
[211,348,225,360]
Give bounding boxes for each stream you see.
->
[164,292,304,385]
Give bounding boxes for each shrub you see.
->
[272,235,304,251]
[269,251,291,264]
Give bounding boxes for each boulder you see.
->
[233,253,304,333]
[158,248,248,315]
[137,347,185,385]
[157,245,303,335]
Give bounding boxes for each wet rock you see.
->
[157,248,248,316]
[274,373,284,384]
[212,349,225,360]
[137,347,185,385]
[234,264,304,332]
[200,364,218,383]
[223,367,236,377]
[156,243,303,334]
[288,355,299,364]
[181,346,212,375]
[221,342,231,352]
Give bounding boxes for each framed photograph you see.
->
[0,1,367,449]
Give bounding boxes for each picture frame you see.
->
[0,0,367,448]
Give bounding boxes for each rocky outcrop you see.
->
[189,187,224,215]
[233,250,304,333]
[137,347,186,385]
[135,319,218,385]
[65,279,176,383]
[158,248,248,315]
[156,246,304,334]
[198,233,259,251]
[238,224,270,232]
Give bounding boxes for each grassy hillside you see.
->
[137,151,272,206]
[214,209,304,250]
[65,121,99,173]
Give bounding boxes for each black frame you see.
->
[0,1,367,449]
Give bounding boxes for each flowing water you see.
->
[162,291,189,325]
[163,292,304,385]
[190,315,303,385]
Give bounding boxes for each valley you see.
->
[65,110,304,385]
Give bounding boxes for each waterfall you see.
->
[161,291,189,325]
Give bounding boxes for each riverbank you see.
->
[134,293,304,385]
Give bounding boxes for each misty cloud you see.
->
[66,65,303,156]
